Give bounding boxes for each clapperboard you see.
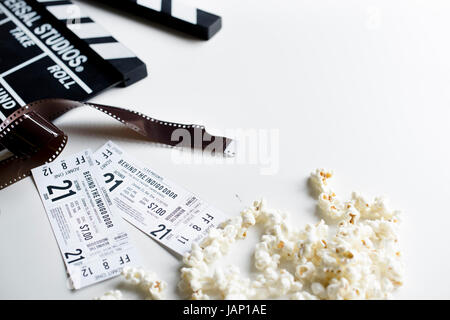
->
[0,0,147,120]
[92,0,222,40]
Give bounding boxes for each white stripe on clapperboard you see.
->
[89,43,136,60]
[138,0,198,24]
[46,4,89,20]
[36,0,66,2]
[137,0,162,12]
[0,3,93,97]
[46,3,137,60]
[67,22,111,39]
[171,0,197,25]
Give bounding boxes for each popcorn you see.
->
[178,169,404,300]
[310,168,334,194]
[93,290,123,300]
[94,267,166,300]
[122,267,167,300]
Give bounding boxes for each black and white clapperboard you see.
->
[0,0,147,120]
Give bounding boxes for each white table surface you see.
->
[1,0,449,299]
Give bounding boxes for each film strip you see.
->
[0,98,235,190]
[90,0,222,40]
[0,0,147,120]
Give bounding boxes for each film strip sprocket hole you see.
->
[0,98,235,190]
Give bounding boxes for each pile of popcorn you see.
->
[95,169,404,300]
[178,169,404,300]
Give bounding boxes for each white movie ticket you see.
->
[93,141,229,256]
[32,149,140,289]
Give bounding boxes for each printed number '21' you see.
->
[64,249,85,264]
[150,224,172,240]
[47,180,76,202]
[103,173,123,192]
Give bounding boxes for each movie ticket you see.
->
[32,149,140,289]
[93,141,229,255]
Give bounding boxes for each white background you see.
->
[1,0,449,299]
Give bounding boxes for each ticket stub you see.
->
[32,149,140,289]
[93,141,229,256]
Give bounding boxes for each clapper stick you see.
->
[37,0,147,87]
[89,0,222,40]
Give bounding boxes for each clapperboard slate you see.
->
[0,0,147,119]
